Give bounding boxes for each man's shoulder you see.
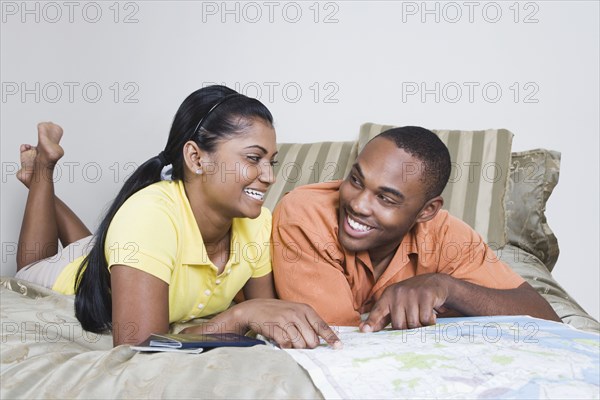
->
[419,209,457,227]
[286,180,342,197]
[273,181,341,234]
[412,209,481,242]
[275,180,341,213]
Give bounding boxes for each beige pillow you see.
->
[358,123,513,247]
[263,141,356,211]
[505,149,560,271]
[497,244,598,332]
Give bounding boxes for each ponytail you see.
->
[74,156,163,333]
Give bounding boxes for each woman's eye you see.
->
[270,160,279,167]
[247,156,261,163]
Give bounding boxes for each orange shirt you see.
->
[271,181,524,326]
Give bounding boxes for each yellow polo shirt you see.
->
[52,180,272,323]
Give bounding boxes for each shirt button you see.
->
[197,304,204,309]
[226,269,232,275]
[204,289,211,296]
[215,279,222,285]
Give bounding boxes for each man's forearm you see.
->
[441,275,561,322]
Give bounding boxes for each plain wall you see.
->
[1,1,598,320]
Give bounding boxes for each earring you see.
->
[195,168,203,175]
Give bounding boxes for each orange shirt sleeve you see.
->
[420,212,524,289]
[271,200,361,326]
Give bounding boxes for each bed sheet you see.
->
[0,277,320,399]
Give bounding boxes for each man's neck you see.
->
[369,243,401,282]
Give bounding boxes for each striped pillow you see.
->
[263,141,357,211]
[358,123,513,247]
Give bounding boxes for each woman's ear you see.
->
[182,140,204,175]
[415,196,444,223]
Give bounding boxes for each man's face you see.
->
[338,137,429,261]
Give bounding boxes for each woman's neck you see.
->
[184,181,233,271]
[183,180,233,244]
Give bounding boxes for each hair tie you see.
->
[158,151,168,165]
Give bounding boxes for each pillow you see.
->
[358,123,513,247]
[497,244,597,332]
[263,141,357,211]
[505,149,560,271]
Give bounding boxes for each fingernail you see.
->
[332,340,343,350]
[362,324,372,333]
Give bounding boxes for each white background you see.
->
[1,0,598,320]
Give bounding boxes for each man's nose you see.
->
[348,189,372,216]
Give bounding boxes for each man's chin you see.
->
[338,234,368,254]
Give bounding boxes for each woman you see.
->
[15,85,341,349]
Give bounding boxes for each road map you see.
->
[285,316,600,399]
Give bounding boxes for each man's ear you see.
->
[415,196,444,223]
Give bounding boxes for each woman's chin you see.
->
[237,204,262,219]
[245,208,262,219]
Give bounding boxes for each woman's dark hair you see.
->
[74,85,274,333]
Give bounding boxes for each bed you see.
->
[2,124,599,399]
[1,277,598,399]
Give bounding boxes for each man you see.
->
[272,126,560,332]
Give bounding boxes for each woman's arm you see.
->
[111,265,170,346]
[185,299,342,349]
[242,272,276,299]
[184,272,341,349]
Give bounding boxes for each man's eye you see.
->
[378,194,396,205]
[379,195,391,203]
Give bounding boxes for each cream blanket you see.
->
[0,277,321,399]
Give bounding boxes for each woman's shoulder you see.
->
[113,181,184,225]
[123,180,181,208]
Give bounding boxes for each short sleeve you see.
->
[105,190,177,284]
[430,213,524,289]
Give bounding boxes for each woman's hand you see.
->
[188,299,342,349]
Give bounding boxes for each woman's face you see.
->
[200,119,277,219]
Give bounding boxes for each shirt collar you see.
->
[354,230,419,274]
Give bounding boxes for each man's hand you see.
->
[360,274,562,333]
[360,273,451,332]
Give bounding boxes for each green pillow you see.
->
[505,149,560,271]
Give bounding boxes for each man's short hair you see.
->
[376,126,451,200]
